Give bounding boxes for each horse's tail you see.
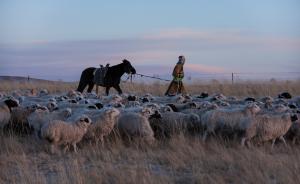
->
[77,67,96,93]
[77,74,86,93]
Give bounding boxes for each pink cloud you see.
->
[142,28,300,50]
[185,63,226,73]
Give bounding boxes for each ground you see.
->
[0,79,300,184]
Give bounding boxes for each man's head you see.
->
[178,55,185,65]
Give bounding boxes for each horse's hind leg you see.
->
[106,87,111,96]
[113,85,123,95]
[77,80,88,93]
[87,82,95,93]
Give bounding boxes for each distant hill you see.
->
[0,76,69,83]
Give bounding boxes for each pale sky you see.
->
[0,0,299,81]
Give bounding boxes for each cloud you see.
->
[142,28,300,50]
[0,28,299,81]
[185,64,226,73]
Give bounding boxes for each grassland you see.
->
[0,79,300,184]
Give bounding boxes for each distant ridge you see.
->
[0,76,68,83]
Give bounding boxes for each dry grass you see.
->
[1,79,300,183]
[1,79,300,97]
[1,133,300,184]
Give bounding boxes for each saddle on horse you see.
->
[93,64,109,86]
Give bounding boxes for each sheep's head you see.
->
[111,94,123,102]
[95,102,104,109]
[149,110,162,120]
[68,99,78,104]
[67,90,77,98]
[128,95,138,101]
[78,115,92,128]
[166,104,178,112]
[189,102,197,109]
[176,95,186,103]
[62,108,72,118]
[47,102,58,112]
[160,106,173,112]
[39,89,49,96]
[36,106,49,112]
[245,103,261,115]
[4,96,19,111]
[188,113,200,124]
[142,97,150,103]
[273,104,289,113]
[261,96,273,104]
[244,97,256,103]
[104,108,120,119]
[291,114,298,122]
[141,107,155,117]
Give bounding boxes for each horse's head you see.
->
[122,59,136,74]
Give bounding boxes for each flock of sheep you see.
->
[0,89,299,153]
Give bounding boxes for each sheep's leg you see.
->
[63,145,69,153]
[50,144,55,154]
[202,131,208,142]
[292,137,297,145]
[279,136,288,147]
[72,143,78,153]
[271,139,276,149]
[241,137,246,147]
[100,136,104,147]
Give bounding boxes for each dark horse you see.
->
[77,59,136,95]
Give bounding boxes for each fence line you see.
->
[1,72,300,83]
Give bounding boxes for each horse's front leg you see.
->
[113,85,123,95]
[105,87,111,96]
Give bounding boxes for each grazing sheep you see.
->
[41,115,92,153]
[125,101,141,108]
[5,106,36,134]
[0,97,19,129]
[166,102,197,112]
[202,103,261,141]
[28,108,72,138]
[38,89,49,97]
[83,108,120,145]
[240,113,294,148]
[196,92,209,99]
[149,112,200,138]
[278,92,292,99]
[117,112,155,144]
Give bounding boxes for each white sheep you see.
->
[116,112,155,144]
[41,115,92,153]
[202,103,261,141]
[0,97,19,129]
[240,113,294,148]
[28,108,72,138]
[83,108,120,145]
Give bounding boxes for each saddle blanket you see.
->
[93,67,108,86]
